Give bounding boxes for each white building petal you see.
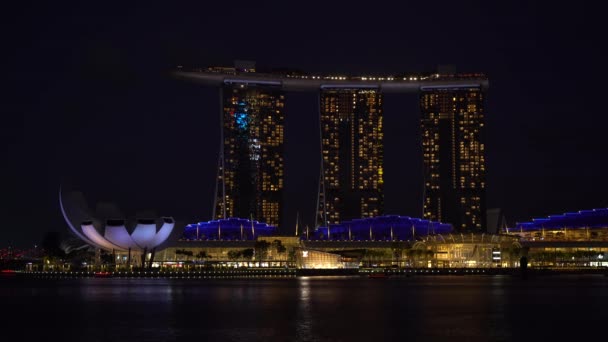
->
[59,187,95,247]
[105,225,138,250]
[81,223,124,251]
[150,217,175,247]
[131,222,157,249]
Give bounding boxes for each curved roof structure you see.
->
[78,218,175,252]
[515,208,608,231]
[59,187,97,247]
[173,69,488,93]
[105,221,138,250]
[59,187,176,252]
[307,215,453,241]
[182,218,277,241]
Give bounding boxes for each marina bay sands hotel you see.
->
[174,61,488,232]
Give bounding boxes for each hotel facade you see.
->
[317,87,384,226]
[175,61,489,232]
[214,79,285,227]
[420,86,486,232]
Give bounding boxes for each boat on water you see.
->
[0,270,17,278]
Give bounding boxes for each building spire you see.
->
[251,215,255,239]
[295,211,299,236]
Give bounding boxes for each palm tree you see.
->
[254,241,270,261]
[227,250,240,261]
[196,250,210,261]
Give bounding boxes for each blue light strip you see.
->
[514,208,608,231]
[182,218,277,241]
[305,215,452,241]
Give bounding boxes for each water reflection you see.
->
[78,278,175,302]
[296,277,313,341]
[2,275,608,341]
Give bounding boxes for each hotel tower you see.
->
[213,64,285,227]
[420,85,486,232]
[316,87,384,226]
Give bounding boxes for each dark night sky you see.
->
[3,1,607,247]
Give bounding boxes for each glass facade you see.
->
[214,83,285,227]
[296,249,343,269]
[317,88,384,226]
[420,86,486,232]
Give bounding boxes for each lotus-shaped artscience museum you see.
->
[59,188,175,252]
[78,218,175,252]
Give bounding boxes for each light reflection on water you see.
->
[297,277,313,341]
[2,275,608,341]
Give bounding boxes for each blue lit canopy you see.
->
[514,208,608,231]
[183,218,277,241]
[306,215,452,241]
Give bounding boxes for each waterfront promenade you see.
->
[4,267,607,279]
